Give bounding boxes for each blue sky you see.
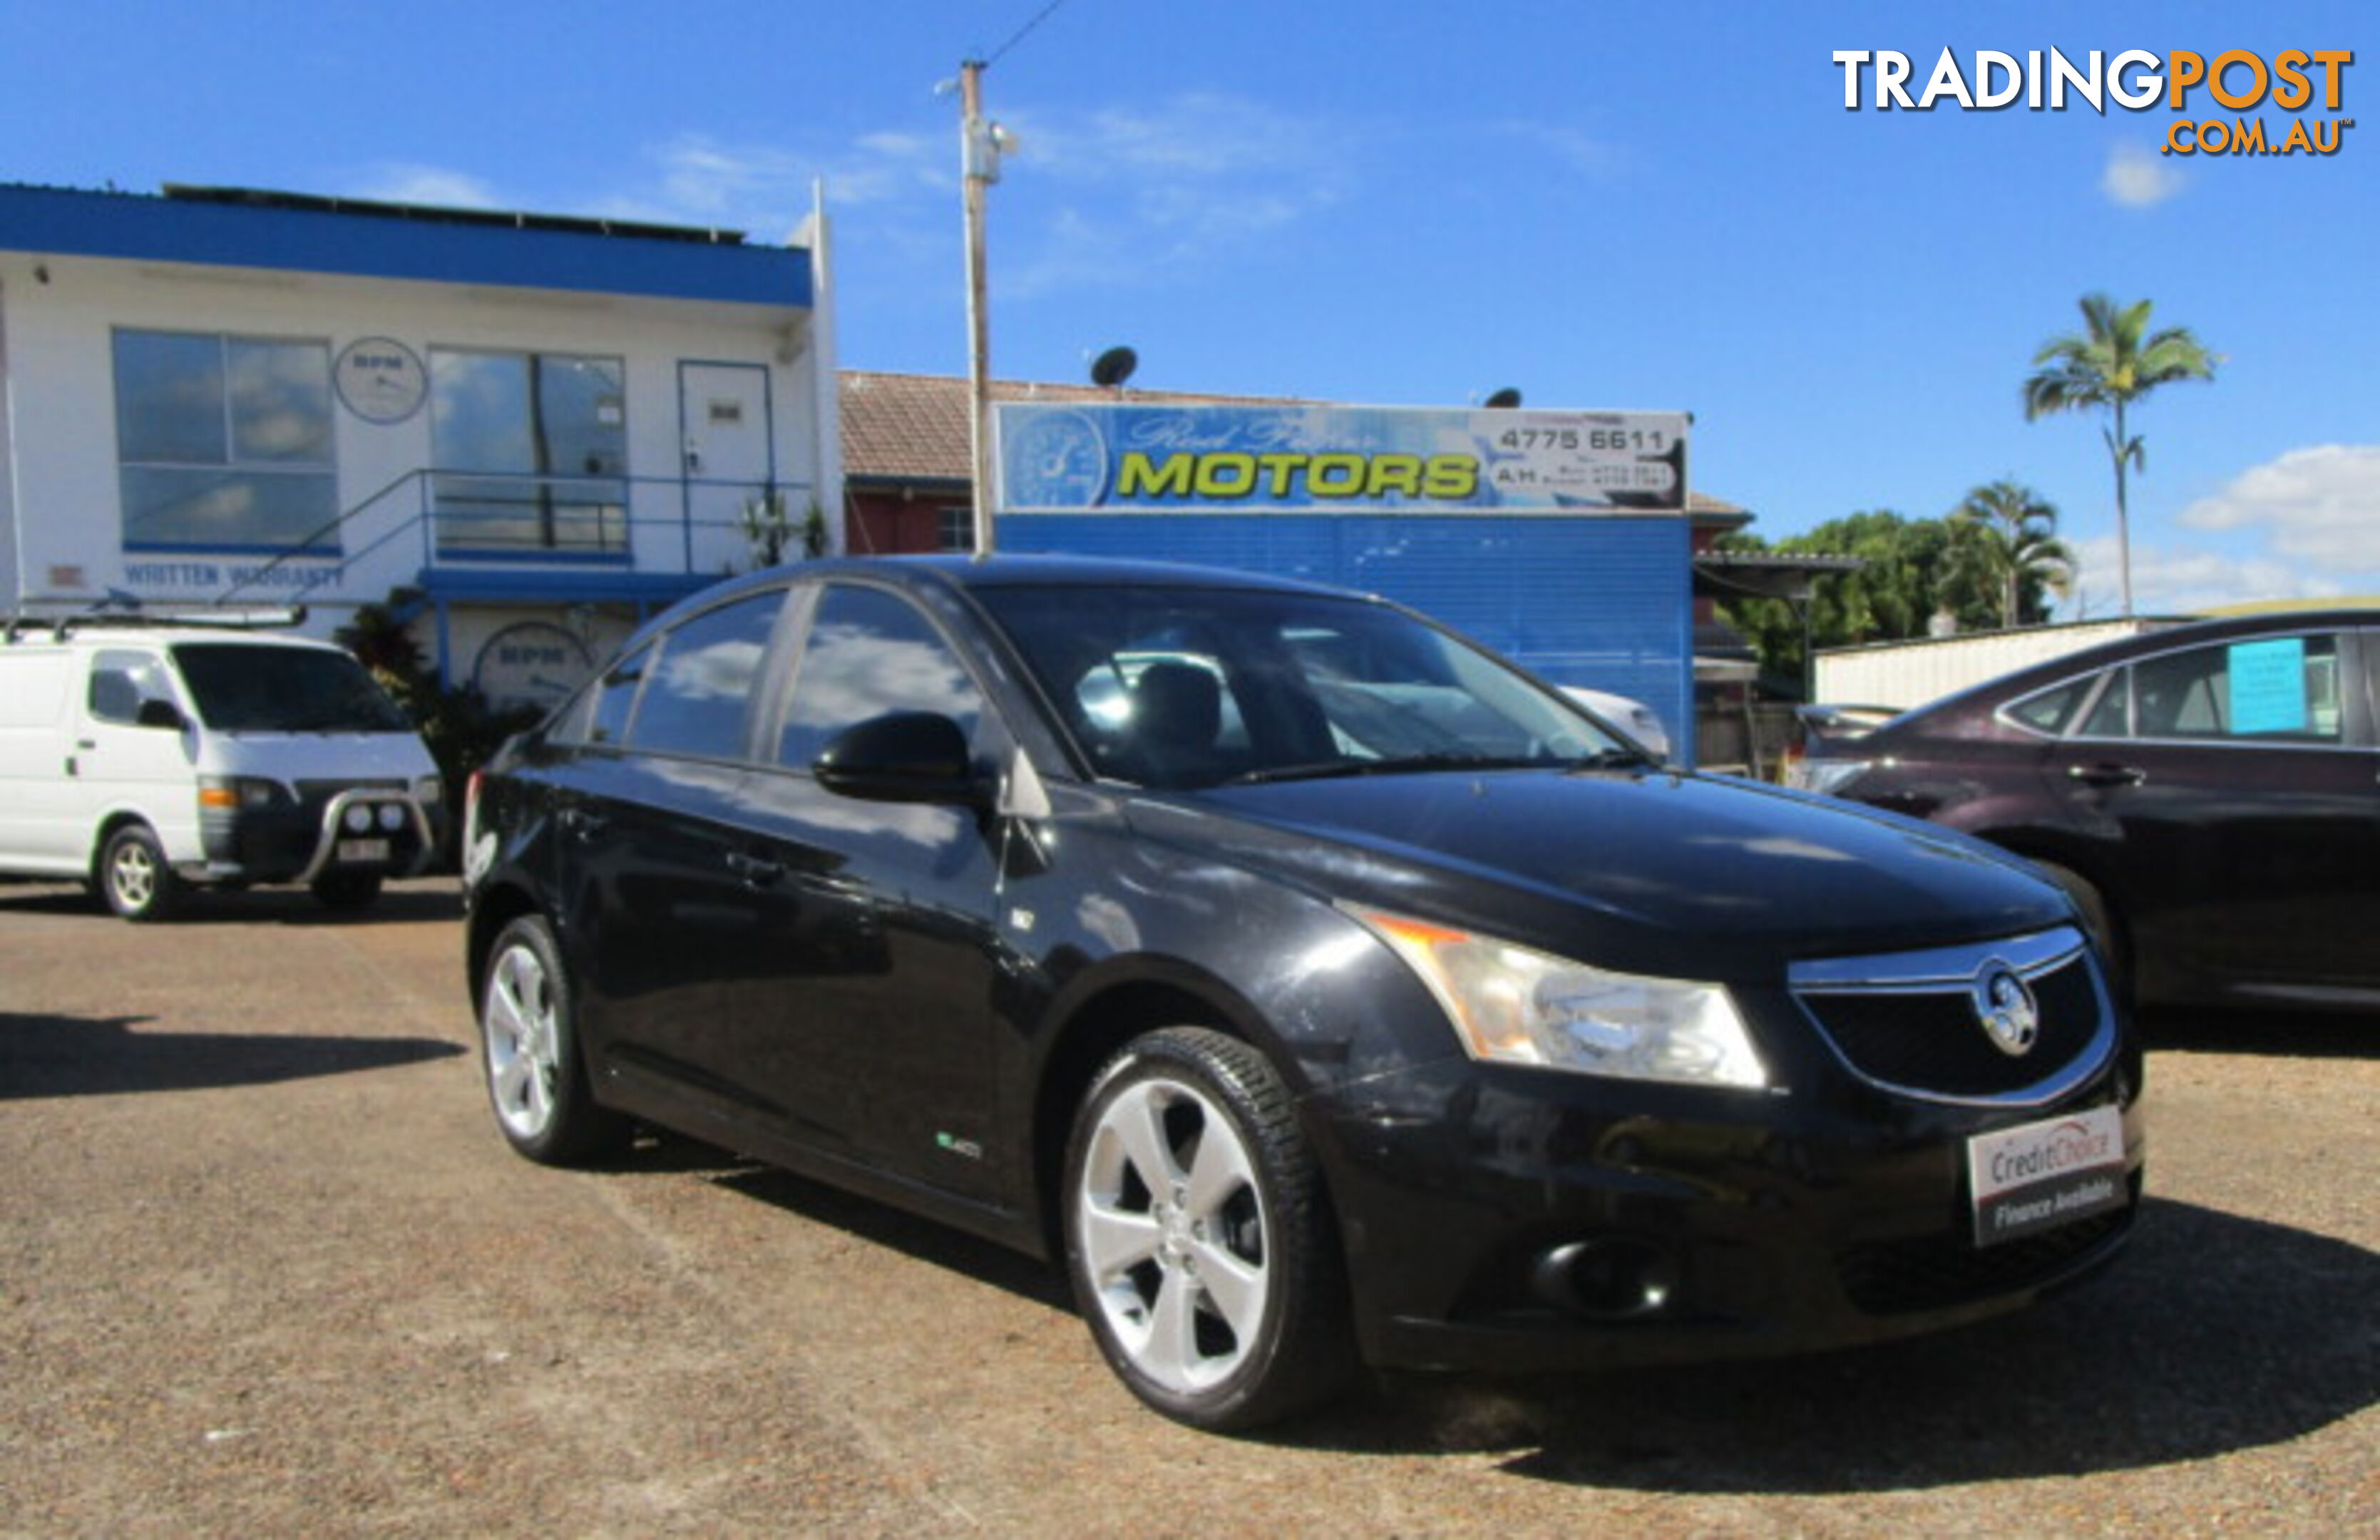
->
[4,1,2371,617]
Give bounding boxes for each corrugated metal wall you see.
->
[997,513,1696,760]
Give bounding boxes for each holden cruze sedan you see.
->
[1788,610,2380,1013]
[462,555,2143,1431]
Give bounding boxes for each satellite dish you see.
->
[1483,387,1523,409]
[1090,346,1139,389]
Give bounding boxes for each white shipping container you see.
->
[1813,620,2177,712]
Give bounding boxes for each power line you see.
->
[983,0,1073,66]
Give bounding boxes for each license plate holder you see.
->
[335,837,391,864]
[1966,1104,2126,1248]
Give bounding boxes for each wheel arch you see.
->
[1027,968,1278,1260]
[465,878,545,1006]
[87,809,158,883]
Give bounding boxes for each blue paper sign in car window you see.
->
[2227,637,2307,734]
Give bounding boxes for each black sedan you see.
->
[463,556,2142,1430]
[1789,609,2380,1013]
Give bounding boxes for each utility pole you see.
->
[960,58,1000,555]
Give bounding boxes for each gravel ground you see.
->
[2,879,2375,1537]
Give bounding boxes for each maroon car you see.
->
[1789,610,2380,1012]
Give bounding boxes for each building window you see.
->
[938,505,975,553]
[113,330,337,552]
[431,349,628,555]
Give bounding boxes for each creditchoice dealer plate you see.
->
[1966,1104,2127,1248]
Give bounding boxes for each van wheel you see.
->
[99,824,183,923]
[478,914,629,1165]
[1062,1027,1358,1432]
[310,871,384,911]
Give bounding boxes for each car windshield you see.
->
[975,582,1628,789]
[172,643,415,734]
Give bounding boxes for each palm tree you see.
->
[1944,480,2076,630]
[2021,294,2216,616]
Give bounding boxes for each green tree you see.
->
[2022,293,2217,617]
[1715,510,1957,684]
[1941,480,2076,630]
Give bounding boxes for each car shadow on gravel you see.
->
[607,1139,2374,1489]
[0,1011,463,1099]
[1281,1195,2378,1490]
[670,1146,1074,1309]
[0,881,461,926]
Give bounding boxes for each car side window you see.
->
[626,592,786,759]
[585,642,652,746]
[2076,669,2130,739]
[2092,634,2341,744]
[2006,677,2090,736]
[776,585,985,770]
[87,649,175,725]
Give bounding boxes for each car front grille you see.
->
[295,778,407,811]
[1788,927,2115,1104]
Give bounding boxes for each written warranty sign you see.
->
[993,403,1689,516]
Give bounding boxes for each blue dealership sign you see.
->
[995,403,1689,516]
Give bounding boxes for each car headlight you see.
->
[1346,905,1768,1089]
[1787,759,1874,796]
[198,775,292,811]
[411,774,443,806]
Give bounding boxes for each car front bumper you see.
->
[200,787,443,884]
[1309,1050,2144,1375]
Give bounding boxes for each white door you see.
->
[0,649,89,873]
[679,364,777,566]
[73,647,202,863]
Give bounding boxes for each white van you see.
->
[0,612,444,919]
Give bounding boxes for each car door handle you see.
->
[2066,762,2148,787]
[558,806,609,838]
[725,851,784,886]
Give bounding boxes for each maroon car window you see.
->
[2107,634,2341,744]
[2008,677,2089,736]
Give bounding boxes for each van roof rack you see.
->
[3,602,309,642]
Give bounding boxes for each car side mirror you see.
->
[814,712,989,806]
[135,699,186,731]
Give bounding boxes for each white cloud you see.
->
[971,93,1359,297]
[1491,121,1632,180]
[2066,533,2352,617]
[1024,92,1353,190]
[347,164,504,210]
[2101,142,2185,209]
[2178,444,2380,567]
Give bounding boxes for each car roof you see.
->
[1899,606,2380,723]
[1,620,347,652]
[642,553,1373,632]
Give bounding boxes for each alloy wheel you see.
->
[483,940,560,1142]
[1074,1076,1272,1395]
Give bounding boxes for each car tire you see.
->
[309,871,384,911]
[98,823,183,923]
[478,914,630,1166]
[1062,1027,1358,1432]
[2032,859,2128,999]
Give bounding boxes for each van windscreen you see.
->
[172,644,414,734]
